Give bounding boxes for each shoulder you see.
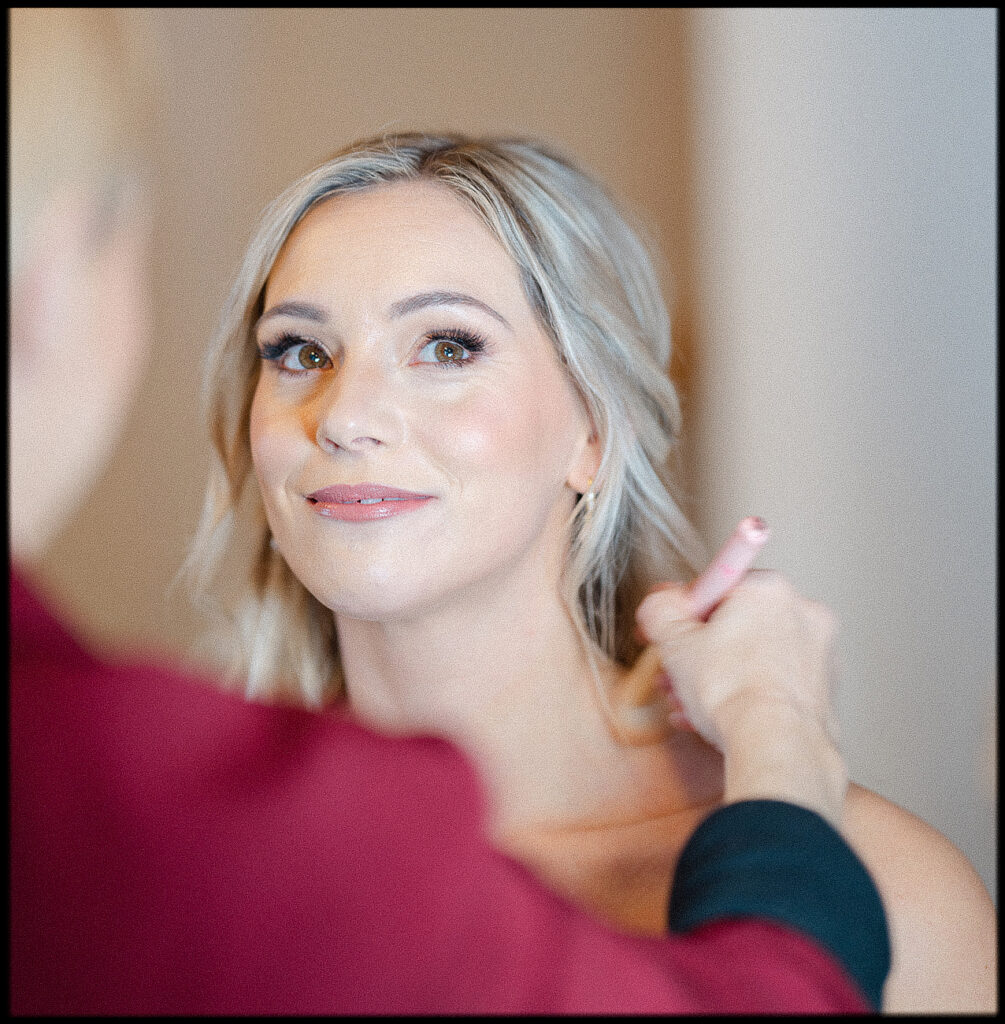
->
[841,782,997,1013]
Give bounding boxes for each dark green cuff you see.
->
[669,799,891,1010]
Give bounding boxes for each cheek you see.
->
[440,398,520,470]
[424,374,580,488]
[249,384,299,492]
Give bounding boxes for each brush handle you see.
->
[623,517,771,716]
[687,516,770,621]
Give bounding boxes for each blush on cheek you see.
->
[420,387,511,468]
[443,418,506,468]
[248,393,295,494]
[438,384,565,478]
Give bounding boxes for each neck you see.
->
[336,563,722,838]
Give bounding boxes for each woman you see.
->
[6,7,889,997]
[186,132,995,1012]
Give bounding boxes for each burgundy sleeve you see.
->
[9,566,880,1015]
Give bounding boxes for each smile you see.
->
[325,497,408,504]
[308,496,433,522]
[305,482,434,521]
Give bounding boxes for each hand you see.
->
[635,571,847,824]
[636,570,840,747]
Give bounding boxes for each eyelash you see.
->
[416,327,487,369]
[258,333,327,370]
[257,328,488,374]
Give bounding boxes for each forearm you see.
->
[715,693,847,830]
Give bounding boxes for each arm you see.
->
[843,782,997,1013]
[634,569,890,1008]
[636,563,994,1013]
[635,569,848,826]
[666,798,889,1010]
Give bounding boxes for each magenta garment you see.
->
[9,568,869,1014]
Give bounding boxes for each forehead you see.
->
[265,180,526,309]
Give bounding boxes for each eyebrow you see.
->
[387,290,513,331]
[255,290,513,334]
[254,300,328,333]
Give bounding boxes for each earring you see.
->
[583,478,596,519]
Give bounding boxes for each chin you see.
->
[283,550,446,623]
[273,508,555,625]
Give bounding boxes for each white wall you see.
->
[688,8,996,900]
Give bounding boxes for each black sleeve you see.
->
[668,799,891,1010]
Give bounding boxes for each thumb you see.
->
[635,582,696,643]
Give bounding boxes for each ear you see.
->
[566,409,603,495]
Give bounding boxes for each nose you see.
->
[314,351,405,455]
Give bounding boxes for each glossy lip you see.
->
[305,482,435,522]
[307,483,432,502]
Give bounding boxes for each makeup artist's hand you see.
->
[636,572,847,826]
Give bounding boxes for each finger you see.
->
[661,675,698,733]
[634,581,684,643]
[635,583,695,642]
[619,645,664,707]
[618,647,697,732]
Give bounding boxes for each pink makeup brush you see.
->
[622,517,770,719]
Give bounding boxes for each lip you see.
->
[307,482,433,502]
[305,482,435,522]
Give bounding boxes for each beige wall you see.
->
[32,9,995,900]
[687,8,996,900]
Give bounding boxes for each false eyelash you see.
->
[258,332,324,362]
[257,327,490,368]
[422,326,488,361]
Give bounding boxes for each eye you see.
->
[289,342,332,371]
[421,339,471,365]
[414,329,486,368]
[259,334,334,373]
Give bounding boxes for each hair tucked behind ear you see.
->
[181,131,707,721]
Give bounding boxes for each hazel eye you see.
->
[414,330,485,368]
[259,338,334,373]
[293,343,332,370]
[258,333,334,373]
[429,339,469,363]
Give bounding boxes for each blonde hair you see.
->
[184,132,706,712]
[8,8,153,278]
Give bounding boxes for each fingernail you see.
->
[668,709,696,731]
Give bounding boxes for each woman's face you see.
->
[249,180,598,622]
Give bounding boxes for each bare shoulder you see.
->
[842,782,997,1013]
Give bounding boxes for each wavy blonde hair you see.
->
[183,131,706,718]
